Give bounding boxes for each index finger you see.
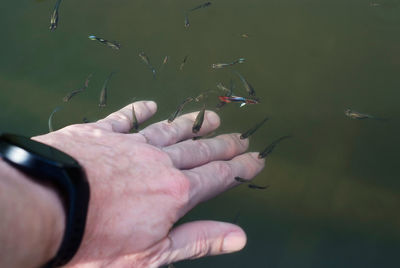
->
[97,101,157,133]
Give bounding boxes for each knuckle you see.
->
[192,234,212,258]
[166,171,190,205]
[196,140,212,160]
[214,161,233,180]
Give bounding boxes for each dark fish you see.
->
[48,107,62,132]
[234,71,256,97]
[258,135,291,159]
[49,0,62,31]
[189,2,212,12]
[82,117,90,123]
[192,105,206,133]
[99,72,115,108]
[89,35,121,50]
[139,52,156,79]
[131,103,139,131]
[192,130,216,140]
[212,58,245,69]
[180,55,189,71]
[234,177,248,183]
[248,184,270,190]
[240,116,269,139]
[344,108,379,120]
[62,73,93,102]
[184,13,190,28]
[168,97,194,123]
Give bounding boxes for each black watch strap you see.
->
[0,133,90,267]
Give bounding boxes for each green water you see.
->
[1,0,400,267]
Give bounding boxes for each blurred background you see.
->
[0,0,399,267]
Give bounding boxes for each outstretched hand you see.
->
[33,101,265,268]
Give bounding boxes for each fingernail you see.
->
[222,231,246,252]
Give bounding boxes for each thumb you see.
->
[162,220,246,265]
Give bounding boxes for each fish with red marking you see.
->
[218,95,259,107]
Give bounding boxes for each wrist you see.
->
[0,158,65,268]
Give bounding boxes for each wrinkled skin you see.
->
[34,101,265,268]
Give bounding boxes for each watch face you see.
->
[0,133,78,166]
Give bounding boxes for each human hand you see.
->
[33,100,265,267]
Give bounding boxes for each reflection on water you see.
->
[1,0,400,267]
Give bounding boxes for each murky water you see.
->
[1,0,400,267]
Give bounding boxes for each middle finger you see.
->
[163,133,249,169]
[140,110,220,147]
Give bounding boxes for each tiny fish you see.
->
[241,33,249,38]
[139,52,156,79]
[48,106,62,132]
[192,105,206,133]
[82,117,90,123]
[212,58,245,69]
[344,108,376,120]
[234,71,256,97]
[234,177,248,183]
[179,55,189,71]
[89,35,121,50]
[131,103,139,131]
[240,116,269,139]
[218,95,259,107]
[258,135,291,159]
[63,73,93,102]
[216,82,231,95]
[163,56,169,65]
[49,0,62,31]
[168,97,194,123]
[189,2,212,12]
[184,13,190,28]
[192,130,216,140]
[248,184,270,190]
[99,72,115,108]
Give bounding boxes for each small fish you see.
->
[240,116,269,139]
[168,97,194,123]
[248,184,269,190]
[189,2,212,12]
[258,135,291,159]
[88,35,121,50]
[82,117,90,123]
[212,58,245,69]
[48,107,62,132]
[131,103,139,131]
[49,0,62,31]
[192,130,216,140]
[163,56,169,65]
[234,71,256,97]
[192,105,206,133]
[234,177,248,183]
[218,95,259,107]
[63,73,93,102]
[184,13,190,28]
[241,33,249,38]
[179,55,189,71]
[216,82,233,96]
[344,108,376,120]
[139,52,156,79]
[99,72,115,108]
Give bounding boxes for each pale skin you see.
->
[0,100,265,268]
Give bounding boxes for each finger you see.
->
[183,153,265,213]
[163,133,249,169]
[162,221,246,265]
[97,101,157,133]
[139,110,220,147]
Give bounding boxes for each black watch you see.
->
[0,133,90,268]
